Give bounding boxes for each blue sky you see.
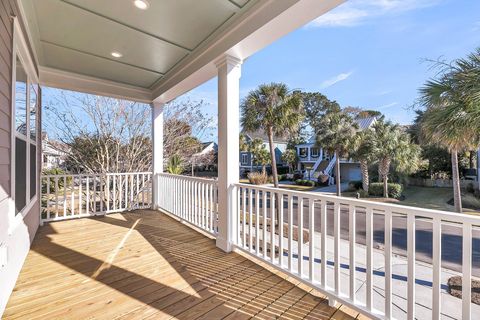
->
[184,0,480,129]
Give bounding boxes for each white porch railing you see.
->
[41,172,152,223]
[156,173,219,236]
[233,183,480,320]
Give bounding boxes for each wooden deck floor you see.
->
[4,210,365,319]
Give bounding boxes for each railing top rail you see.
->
[156,172,218,184]
[41,172,152,178]
[234,182,480,225]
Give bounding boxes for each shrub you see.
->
[42,168,70,193]
[348,180,363,191]
[293,171,304,180]
[248,172,269,185]
[295,179,315,187]
[278,174,287,181]
[368,182,403,199]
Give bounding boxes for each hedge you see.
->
[368,182,403,199]
[295,179,316,187]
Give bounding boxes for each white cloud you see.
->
[320,71,354,88]
[308,0,441,28]
[378,102,399,109]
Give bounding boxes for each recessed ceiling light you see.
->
[111,51,123,58]
[133,0,149,10]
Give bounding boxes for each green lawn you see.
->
[344,186,480,215]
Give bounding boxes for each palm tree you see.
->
[281,148,298,173]
[419,48,480,212]
[316,110,358,196]
[241,83,303,188]
[370,120,420,198]
[351,129,375,193]
[255,148,271,175]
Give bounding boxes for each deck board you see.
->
[4,210,361,319]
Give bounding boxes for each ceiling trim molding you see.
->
[39,66,153,103]
[152,0,345,103]
[40,39,165,75]
[61,0,193,52]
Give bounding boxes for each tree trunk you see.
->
[360,159,369,193]
[262,165,266,175]
[267,127,279,188]
[451,150,463,213]
[335,151,341,196]
[379,158,391,198]
[469,150,475,169]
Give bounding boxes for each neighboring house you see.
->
[296,117,378,183]
[41,133,67,170]
[239,130,288,175]
[192,142,218,171]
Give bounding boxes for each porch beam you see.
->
[216,54,242,252]
[152,102,165,209]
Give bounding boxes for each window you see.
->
[11,18,38,222]
[310,148,320,158]
[299,148,308,158]
[241,153,248,165]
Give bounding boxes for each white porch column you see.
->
[215,55,242,252]
[152,101,165,209]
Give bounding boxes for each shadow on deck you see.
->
[4,210,362,319]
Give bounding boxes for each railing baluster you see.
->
[256,190,260,256]
[79,175,82,216]
[270,191,275,263]
[100,175,104,214]
[432,216,441,320]
[385,209,393,319]
[86,176,90,215]
[298,197,304,276]
[349,205,356,302]
[249,188,253,251]
[242,186,246,248]
[279,193,284,267]
[462,222,472,320]
[288,195,293,271]
[366,207,373,310]
[320,201,327,287]
[407,213,416,320]
[46,177,51,220]
[334,202,340,295]
[113,175,116,211]
[63,175,67,216]
[106,175,110,212]
[263,191,267,259]
[71,176,75,216]
[308,197,314,281]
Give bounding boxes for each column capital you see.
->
[214,54,242,69]
[151,100,165,109]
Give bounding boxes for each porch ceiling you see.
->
[19,0,345,103]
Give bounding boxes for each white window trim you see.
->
[241,153,248,165]
[9,17,39,234]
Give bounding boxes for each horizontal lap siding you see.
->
[0,0,13,201]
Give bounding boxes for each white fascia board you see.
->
[39,66,153,103]
[152,0,345,103]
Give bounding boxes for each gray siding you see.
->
[0,0,40,316]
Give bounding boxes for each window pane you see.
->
[15,138,27,215]
[15,56,27,135]
[30,84,37,140]
[30,144,36,199]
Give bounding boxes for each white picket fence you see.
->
[41,172,152,223]
[156,173,219,236]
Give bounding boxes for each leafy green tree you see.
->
[316,110,358,196]
[241,83,303,188]
[166,155,183,174]
[370,120,420,198]
[281,149,298,173]
[301,92,341,132]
